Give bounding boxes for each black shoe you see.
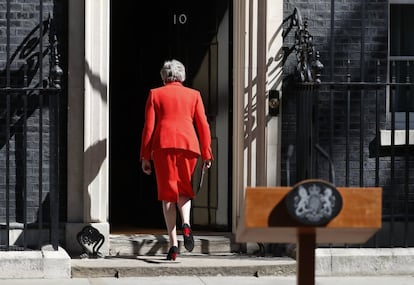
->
[166,246,178,261]
[182,223,194,252]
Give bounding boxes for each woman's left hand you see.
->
[203,160,212,169]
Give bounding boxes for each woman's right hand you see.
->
[141,159,152,175]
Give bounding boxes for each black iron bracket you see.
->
[76,225,105,259]
[282,7,324,83]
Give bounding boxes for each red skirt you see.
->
[152,149,199,202]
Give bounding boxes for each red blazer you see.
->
[140,82,213,161]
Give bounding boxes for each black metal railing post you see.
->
[286,10,324,183]
[48,16,62,251]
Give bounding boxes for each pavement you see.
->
[1,232,414,284]
[0,275,414,285]
[70,233,414,278]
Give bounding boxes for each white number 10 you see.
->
[173,14,187,25]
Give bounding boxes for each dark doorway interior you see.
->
[109,1,229,230]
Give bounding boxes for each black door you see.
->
[110,0,229,229]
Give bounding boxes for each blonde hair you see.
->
[160,59,186,83]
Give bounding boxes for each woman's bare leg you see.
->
[162,201,178,248]
[178,195,194,251]
[177,195,191,226]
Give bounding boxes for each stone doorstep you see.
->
[0,246,71,279]
[71,247,414,278]
[107,234,414,276]
[70,255,297,278]
[108,233,234,256]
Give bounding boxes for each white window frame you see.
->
[382,0,414,146]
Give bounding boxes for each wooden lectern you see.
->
[236,182,382,285]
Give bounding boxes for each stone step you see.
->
[109,233,234,257]
[71,255,296,278]
[71,248,414,278]
[71,232,297,278]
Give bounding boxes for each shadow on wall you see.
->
[83,138,107,222]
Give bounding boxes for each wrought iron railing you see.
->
[0,1,62,251]
[282,7,414,247]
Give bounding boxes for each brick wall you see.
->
[281,0,414,247]
[281,0,389,186]
[0,0,67,227]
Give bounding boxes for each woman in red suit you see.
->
[140,59,213,261]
